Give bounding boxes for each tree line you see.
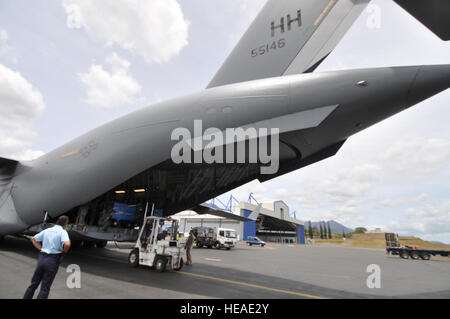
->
[305,221,357,240]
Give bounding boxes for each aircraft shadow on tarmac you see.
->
[1,236,449,299]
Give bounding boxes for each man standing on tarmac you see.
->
[185,230,195,266]
[23,215,71,299]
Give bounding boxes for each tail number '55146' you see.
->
[251,39,286,58]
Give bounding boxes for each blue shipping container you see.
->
[111,203,137,221]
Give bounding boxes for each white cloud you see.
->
[380,137,450,174]
[285,163,383,208]
[319,164,382,202]
[218,163,381,225]
[314,205,366,225]
[389,201,450,242]
[376,193,430,208]
[7,149,46,161]
[0,64,45,160]
[62,0,189,63]
[78,52,142,108]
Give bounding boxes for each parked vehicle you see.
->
[385,233,449,260]
[246,236,266,247]
[192,226,237,250]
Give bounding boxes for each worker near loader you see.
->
[185,230,195,266]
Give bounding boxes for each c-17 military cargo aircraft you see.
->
[0,0,449,245]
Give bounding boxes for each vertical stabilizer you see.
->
[208,0,370,88]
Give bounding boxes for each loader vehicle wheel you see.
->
[96,240,108,248]
[400,250,409,259]
[196,242,203,248]
[128,249,139,267]
[213,241,220,249]
[154,256,168,272]
[420,253,431,260]
[410,251,420,260]
[226,247,231,250]
[174,258,184,271]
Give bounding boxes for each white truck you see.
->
[192,226,238,250]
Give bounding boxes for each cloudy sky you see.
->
[1,0,449,242]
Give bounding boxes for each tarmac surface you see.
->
[0,236,449,299]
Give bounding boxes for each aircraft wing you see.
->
[208,0,371,88]
[393,0,450,41]
[191,204,255,222]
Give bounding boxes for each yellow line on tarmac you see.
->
[434,257,450,262]
[77,252,327,299]
[177,271,327,299]
[204,258,222,262]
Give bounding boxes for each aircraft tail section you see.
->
[394,0,450,40]
[207,0,370,88]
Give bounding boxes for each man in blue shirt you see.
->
[23,215,71,299]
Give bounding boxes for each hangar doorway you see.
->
[240,202,305,244]
[256,215,299,244]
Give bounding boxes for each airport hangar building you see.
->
[172,201,305,244]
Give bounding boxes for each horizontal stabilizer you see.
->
[394,0,450,40]
[187,104,339,151]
